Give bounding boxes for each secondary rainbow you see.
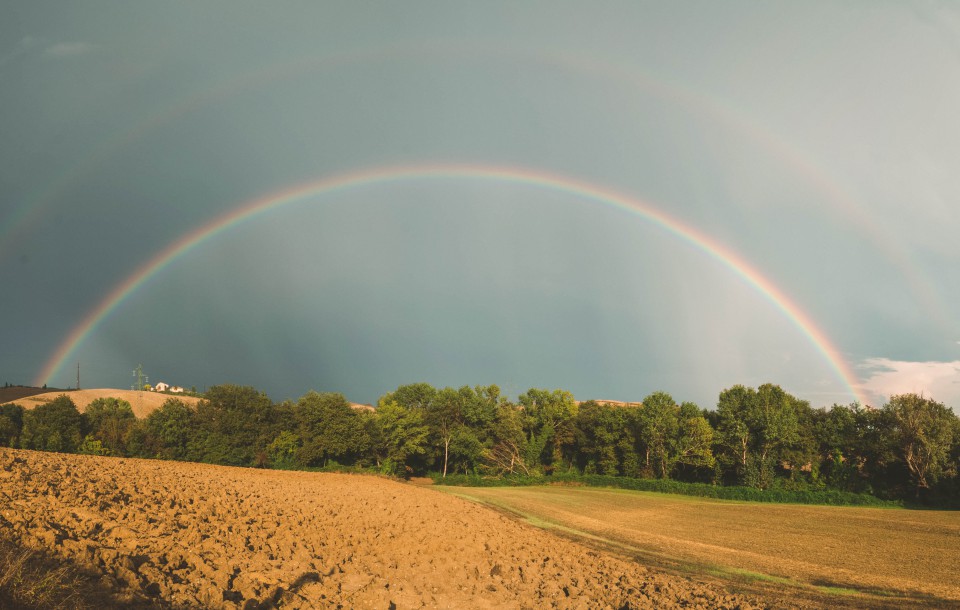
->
[36,164,867,404]
[5,43,944,333]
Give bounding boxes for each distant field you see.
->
[1,388,200,419]
[0,386,68,404]
[440,486,960,608]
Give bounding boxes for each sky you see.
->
[2,2,959,410]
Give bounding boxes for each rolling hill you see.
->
[1,388,200,419]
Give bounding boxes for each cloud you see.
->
[43,42,95,58]
[859,357,960,409]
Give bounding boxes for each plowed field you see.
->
[0,449,767,609]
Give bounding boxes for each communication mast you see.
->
[132,364,148,411]
[76,362,81,390]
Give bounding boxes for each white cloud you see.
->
[43,42,95,58]
[859,357,960,410]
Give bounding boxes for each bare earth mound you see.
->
[0,449,766,609]
[3,389,200,419]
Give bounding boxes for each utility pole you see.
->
[76,362,81,390]
[132,364,148,412]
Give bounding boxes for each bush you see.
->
[433,472,900,507]
[20,396,83,453]
[0,404,24,447]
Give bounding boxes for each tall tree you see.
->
[372,399,431,475]
[637,392,679,478]
[426,386,470,477]
[672,402,715,478]
[83,397,136,456]
[0,403,25,447]
[20,395,84,453]
[715,384,801,488]
[811,403,875,492]
[295,391,370,467]
[573,401,625,475]
[884,393,959,498]
[380,382,437,411]
[192,385,277,466]
[518,388,577,473]
[482,402,531,476]
[133,398,197,461]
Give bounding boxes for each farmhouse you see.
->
[577,399,642,408]
[153,382,184,393]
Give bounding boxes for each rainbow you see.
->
[4,42,946,334]
[35,164,867,405]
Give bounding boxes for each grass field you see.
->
[439,485,960,608]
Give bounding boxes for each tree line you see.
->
[1,382,958,505]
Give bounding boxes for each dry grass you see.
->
[0,538,115,610]
[3,388,200,419]
[441,486,960,608]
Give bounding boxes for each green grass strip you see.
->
[432,472,902,507]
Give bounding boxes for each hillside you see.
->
[1,388,200,419]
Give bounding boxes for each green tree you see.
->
[295,391,369,467]
[574,401,624,475]
[380,382,437,410]
[518,388,578,473]
[372,399,431,476]
[482,402,532,476]
[636,392,679,478]
[812,404,868,491]
[192,385,277,466]
[715,384,802,488]
[426,386,470,477]
[885,393,959,498]
[266,430,300,469]
[672,402,715,478]
[135,398,196,460]
[78,435,111,456]
[20,395,84,453]
[448,425,485,475]
[83,397,136,456]
[463,385,503,435]
[0,403,25,447]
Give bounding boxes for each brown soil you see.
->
[443,486,960,609]
[0,448,769,609]
[0,386,69,404]
[2,389,200,419]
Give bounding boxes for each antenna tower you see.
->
[132,364,148,410]
[76,362,81,390]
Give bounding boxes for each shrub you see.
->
[433,472,900,507]
[20,396,83,453]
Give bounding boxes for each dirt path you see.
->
[440,486,960,608]
[0,449,768,609]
